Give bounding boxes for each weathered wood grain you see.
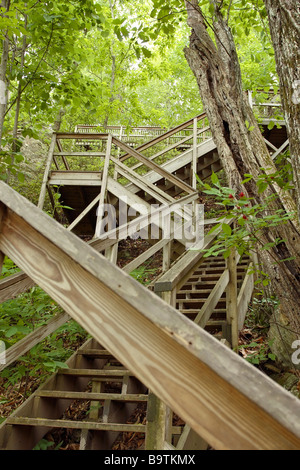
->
[0,271,35,302]
[0,182,299,449]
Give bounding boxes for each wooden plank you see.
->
[56,133,108,140]
[95,134,112,238]
[145,392,169,450]
[176,425,208,450]
[67,193,101,232]
[271,139,289,160]
[119,113,206,161]
[123,238,169,274]
[107,177,151,214]
[226,248,239,349]
[111,155,174,204]
[237,262,254,331]
[130,126,210,172]
[55,139,70,171]
[154,223,226,292]
[36,391,148,402]
[135,138,216,187]
[57,368,132,377]
[49,171,102,187]
[0,271,35,302]
[192,118,198,189]
[53,152,106,157]
[0,183,300,449]
[90,192,198,253]
[0,312,70,371]
[38,134,56,209]
[113,137,196,195]
[193,269,229,328]
[263,138,278,152]
[6,417,147,433]
[163,241,171,273]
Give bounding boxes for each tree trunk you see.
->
[12,15,27,154]
[0,0,11,146]
[184,0,300,367]
[264,0,300,224]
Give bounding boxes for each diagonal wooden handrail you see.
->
[0,181,300,450]
[119,112,208,162]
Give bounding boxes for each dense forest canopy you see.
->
[0,0,278,151]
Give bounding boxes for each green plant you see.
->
[0,286,88,390]
[0,257,20,279]
[196,171,295,287]
[33,439,63,450]
[130,265,157,285]
[239,339,276,365]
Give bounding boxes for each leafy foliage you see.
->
[197,171,295,286]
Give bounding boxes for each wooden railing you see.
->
[0,181,300,450]
[154,221,253,349]
[248,89,284,120]
[74,116,212,152]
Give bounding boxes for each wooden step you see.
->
[56,368,133,380]
[6,417,148,433]
[77,349,116,359]
[36,391,148,402]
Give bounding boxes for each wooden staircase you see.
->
[0,338,150,450]
[0,244,250,450]
[0,98,299,450]
[0,179,299,450]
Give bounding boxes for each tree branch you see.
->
[4,22,54,117]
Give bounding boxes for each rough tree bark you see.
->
[264,0,300,224]
[184,0,300,367]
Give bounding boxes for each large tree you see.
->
[182,0,300,366]
[264,0,300,223]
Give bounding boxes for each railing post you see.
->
[226,247,239,350]
[145,286,176,450]
[0,203,5,271]
[192,118,198,190]
[248,90,253,109]
[94,134,112,239]
[113,126,123,180]
[38,133,56,210]
[162,241,171,273]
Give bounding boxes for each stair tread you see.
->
[6,417,182,434]
[77,349,114,357]
[57,368,132,377]
[6,416,147,432]
[36,390,148,401]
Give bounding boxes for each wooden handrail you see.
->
[154,221,229,293]
[119,112,208,162]
[0,181,300,450]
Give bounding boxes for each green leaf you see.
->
[211,172,219,186]
[141,47,152,58]
[5,326,18,337]
[222,223,232,236]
